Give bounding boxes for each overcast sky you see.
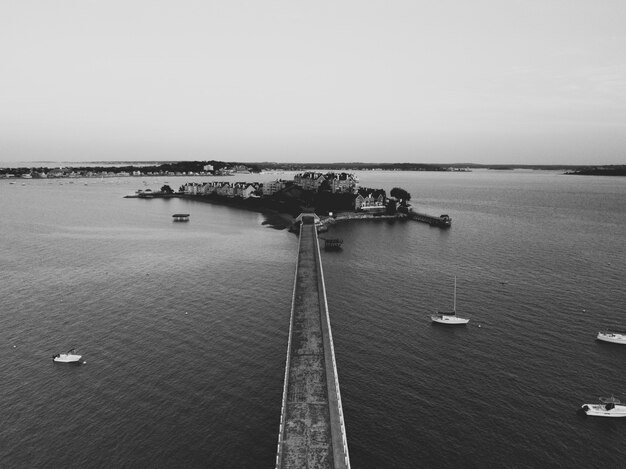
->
[1,0,625,164]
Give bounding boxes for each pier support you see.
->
[276,214,350,469]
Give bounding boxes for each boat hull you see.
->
[597,332,626,344]
[53,354,82,363]
[580,404,626,417]
[431,315,469,325]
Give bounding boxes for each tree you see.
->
[390,187,411,206]
[161,184,174,194]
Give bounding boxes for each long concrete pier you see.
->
[276,214,350,469]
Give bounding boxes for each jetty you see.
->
[408,209,451,228]
[276,213,350,469]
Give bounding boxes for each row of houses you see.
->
[180,178,389,212]
[181,171,358,199]
[2,169,215,178]
[182,181,261,199]
[293,172,359,193]
[181,172,358,198]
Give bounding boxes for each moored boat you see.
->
[323,238,343,251]
[53,348,82,363]
[431,312,470,325]
[580,396,626,417]
[172,213,190,222]
[596,330,626,344]
[431,276,470,325]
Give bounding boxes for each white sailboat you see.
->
[431,276,470,325]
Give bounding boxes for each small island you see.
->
[127,171,452,230]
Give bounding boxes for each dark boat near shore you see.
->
[322,238,343,251]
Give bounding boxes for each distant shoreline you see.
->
[3,160,626,177]
[564,166,626,176]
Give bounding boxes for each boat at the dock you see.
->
[579,396,626,417]
[172,213,190,222]
[596,330,626,344]
[431,276,469,324]
[53,348,82,363]
[323,238,343,251]
[438,214,451,227]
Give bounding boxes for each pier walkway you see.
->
[276,214,350,469]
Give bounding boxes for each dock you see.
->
[276,213,350,469]
[408,209,451,228]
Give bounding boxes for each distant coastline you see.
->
[564,166,626,176]
[3,160,624,178]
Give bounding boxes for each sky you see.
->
[1,0,626,165]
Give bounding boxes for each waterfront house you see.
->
[47,168,66,178]
[328,172,359,194]
[294,172,326,191]
[232,165,251,174]
[182,182,203,195]
[263,179,289,196]
[216,183,235,197]
[234,182,256,199]
[355,189,386,211]
[201,181,220,195]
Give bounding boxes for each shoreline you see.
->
[317,211,408,229]
[180,194,298,230]
[125,192,408,230]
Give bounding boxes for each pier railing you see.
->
[275,214,350,469]
[313,226,351,468]
[275,224,303,468]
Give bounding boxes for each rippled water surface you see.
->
[1,171,625,468]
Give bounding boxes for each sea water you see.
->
[0,170,625,468]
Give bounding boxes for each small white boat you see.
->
[580,396,626,417]
[53,348,82,363]
[431,276,470,325]
[596,330,626,344]
[431,313,470,325]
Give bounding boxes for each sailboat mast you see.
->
[453,276,457,312]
